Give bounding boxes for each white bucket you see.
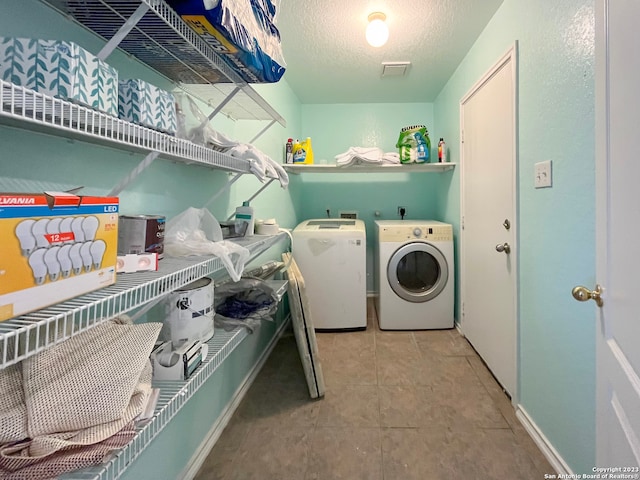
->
[163,277,214,345]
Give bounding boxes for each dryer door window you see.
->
[387,242,449,303]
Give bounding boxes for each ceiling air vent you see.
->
[381,61,411,77]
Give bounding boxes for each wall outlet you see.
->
[397,206,407,217]
[339,211,358,219]
[534,160,552,188]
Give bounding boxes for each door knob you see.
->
[572,285,603,307]
[495,242,511,254]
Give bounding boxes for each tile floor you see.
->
[195,299,555,479]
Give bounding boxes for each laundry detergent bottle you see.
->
[292,137,314,164]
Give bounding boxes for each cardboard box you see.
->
[0,192,119,322]
[0,37,119,116]
[118,79,177,134]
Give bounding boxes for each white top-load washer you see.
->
[375,220,454,330]
[292,219,367,330]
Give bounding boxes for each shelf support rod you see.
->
[249,119,277,144]
[109,151,159,197]
[226,178,275,221]
[202,172,243,209]
[97,3,151,61]
[204,86,241,123]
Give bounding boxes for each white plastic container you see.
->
[235,201,255,236]
[162,277,214,345]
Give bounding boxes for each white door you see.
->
[591,0,640,468]
[460,46,517,396]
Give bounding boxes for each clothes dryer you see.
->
[292,219,367,330]
[375,220,454,330]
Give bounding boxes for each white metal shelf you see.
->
[42,0,286,126]
[58,280,289,480]
[283,163,457,174]
[0,232,287,369]
[0,80,254,174]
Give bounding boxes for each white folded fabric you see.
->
[335,147,400,166]
[229,143,289,188]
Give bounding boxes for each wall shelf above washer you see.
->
[283,163,456,174]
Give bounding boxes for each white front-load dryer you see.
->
[375,220,454,330]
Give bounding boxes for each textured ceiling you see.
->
[275,0,504,104]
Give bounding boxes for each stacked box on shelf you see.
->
[0,37,118,116]
[0,191,119,322]
[118,79,177,135]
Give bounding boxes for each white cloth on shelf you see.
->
[229,143,289,188]
[335,147,400,166]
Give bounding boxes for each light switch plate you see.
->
[535,160,552,188]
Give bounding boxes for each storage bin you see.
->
[118,78,177,134]
[0,37,119,116]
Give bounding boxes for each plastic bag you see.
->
[164,207,250,282]
[214,278,278,333]
[174,92,239,151]
[396,125,431,164]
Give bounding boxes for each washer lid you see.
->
[387,242,449,303]
[295,218,365,232]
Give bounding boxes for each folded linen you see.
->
[335,147,401,167]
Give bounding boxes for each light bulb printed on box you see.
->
[0,192,119,322]
[15,219,36,256]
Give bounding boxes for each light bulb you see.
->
[79,242,93,272]
[57,244,73,278]
[59,217,74,244]
[44,246,61,281]
[69,243,83,275]
[71,216,86,243]
[28,249,47,285]
[46,217,61,234]
[89,240,106,269]
[15,219,36,256]
[32,218,51,249]
[366,12,389,47]
[82,216,100,241]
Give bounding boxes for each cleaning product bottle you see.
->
[438,138,447,163]
[285,138,293,164]
[300,137,314,164]
[235,201,255,236]
[292,138,306,164]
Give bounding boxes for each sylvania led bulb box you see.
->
[0,192,119,322]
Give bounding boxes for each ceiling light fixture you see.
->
[366,12,388,48]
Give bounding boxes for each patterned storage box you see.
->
[118,79,177,135]
[0,37,118,116]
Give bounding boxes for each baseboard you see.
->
[180,316,291,480]
[515,405,573,475]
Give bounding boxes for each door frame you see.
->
[459,43,519,403]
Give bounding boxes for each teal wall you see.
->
[0,1,300,478]
[434,0,596,473]
[293,103,449,291]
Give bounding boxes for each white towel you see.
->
[229,144,289,188]
[335,147,400,166]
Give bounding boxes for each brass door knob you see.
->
[495,242,511,254]
[571,284,603,307]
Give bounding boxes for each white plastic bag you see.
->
[164,208,250,282]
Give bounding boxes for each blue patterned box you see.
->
[118,79,177,135]
[0,37,118,116]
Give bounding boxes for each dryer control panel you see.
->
[379,224,453,242]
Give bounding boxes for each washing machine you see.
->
[292,219,367,330]
[375,220,454,330]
